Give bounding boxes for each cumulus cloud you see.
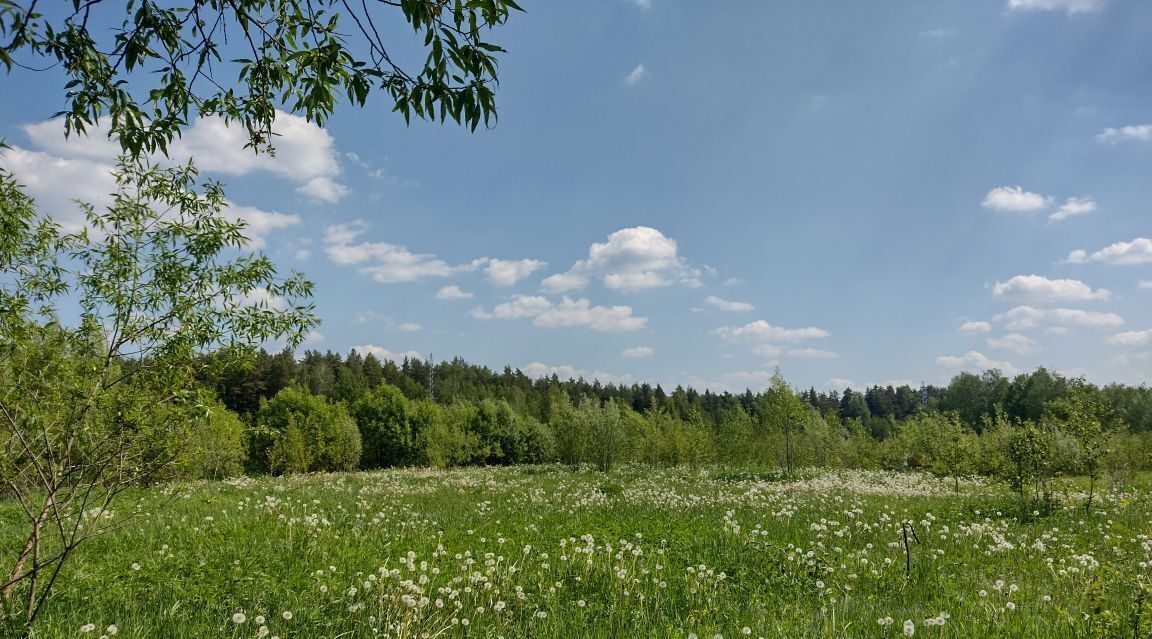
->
[752,344,784,358]
[471,295,554,320]
[522,362,633,384]
[1048,197,1097,222]
[296,176,349,203]
[1109,329,1152,348]
[705,295,754,312]
[485,258,547,286]
[1140,280,1152,290]
[959,320,993,334]
[236,287,288,311]
[1007,0,1105,14]
[786,348,837,359]
[827,378,858,390]
[992,305,1124,331]
[936,351,1019,376]
[471,296,647,332]
[436,285,474,300]
[541,227,700,293]
[1096,124,1152,144]
[981,186,1051,212]
[227,204,301,249]
[0,146,118,230]
[324,220,483,283]
[21,110,349,202]
[624,64,647,86]
[352,311,422,332]
[714,320,830,343]
[621,346,654,358]
[1,143,302,243]
[988,333,1039,355]
[351,344,424,362]
[991,274,1110,302]
[1066,238,1152,265]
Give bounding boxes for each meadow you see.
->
[2,466,1148,639]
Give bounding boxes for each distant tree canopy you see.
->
[208,349,1152,435]
[0,0,522,157]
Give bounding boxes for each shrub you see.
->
[249,387,361,474]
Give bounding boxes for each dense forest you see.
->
[181,348,1152,492]
[211,348,1152,433]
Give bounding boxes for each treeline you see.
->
[179,349,1152,501]
[210,349,1152,433]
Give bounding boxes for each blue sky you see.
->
[2,0,1151,392]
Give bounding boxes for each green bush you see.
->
[249,387,361,474]
[352,384,424,468]
[180,398,247,480]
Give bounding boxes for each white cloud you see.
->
[723,277,745,287]
[959,320,993,334]
[992,274,1110,302]
[919,28,957,39]
[752,344,783,358]
[324,220,482,283]
[936,351,1020,376]
[627,0,652,8]
[624,64,647,86]
[992,305,1124,330]
[1096,124,1152,144]
[621,346,654,358]
[0,147,296,243]
[296,176,349,203]
[351,344,424,362]
[1048,197,1097,222]
[237,287,288,311]
[535,298,648,332]
[354,314,423,332]
[705,295,754,312]
[714,320,830,343]
[786,348,837,359]
[302,330,325,345]
[471,296,647,332]
[227,203,300,249]
[436,285,474,300]
[987,333,1039,355]
[485,258,547,286]
[542,226,700,293]
[22,110,348,201]
[981,186,1051,212]
[1140,280,1152,290]
[0,146,117,230]
[828,378,858,390]
[1109,329,1152,348]
[717,370,782,389]
[1066,238,1152,265]
[295,249,313,260]
[1007,0,1105,14]
[521,362,633,384]
[473,295,554,320]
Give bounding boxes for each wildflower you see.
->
[106,626,119,636]
[254,616,265,625]
[903,619,915,636]
[282,611,293,620]
[81,624,96,633]
[232,613,246,624]
[131,563,141,571]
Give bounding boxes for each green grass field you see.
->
[3,466,1148,638]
